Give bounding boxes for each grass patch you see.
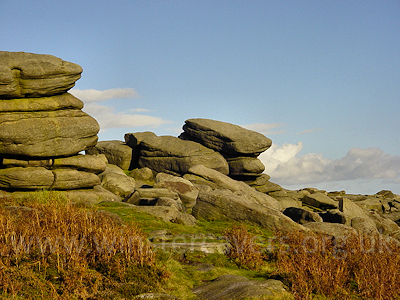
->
[0,192,168,299]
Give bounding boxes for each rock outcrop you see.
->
[0,51,82,98]
[0,51,104,198]
[179,118,284,197]
[122,133,229,175]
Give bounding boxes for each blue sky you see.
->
[2,0,400,194]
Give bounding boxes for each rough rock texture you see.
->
[181,118,272,156]
[193,189,307,233]
[192,274,291,300]
[0,51,82,98]
[283,207,323,224]
[338,198,377,228]
[187,164,280,210]
[0,167,54,190]
[224,156,265,176]
[86,140,134,170]
[0,93,83,112]
[154,173,199,208]
[124,131,158,148]
[303,222,358,239]
[319,209,347,224]
[51,169,101,190]
[0,186,121,204]
[302,193,339,210]
[0,108,99,157]
[100,173,136,198]
[138,136,229,175]
[180,118,272,179]
[53,154,106,174]
[0,52,101,194]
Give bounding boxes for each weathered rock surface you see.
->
[193,189,307,233]
[193,274,292,300]
[181,118,272,156]
[86,140,134,170]
[139,136,229,175]
[338,198,378,229]
[0,51,82,98]
[283,207,323,224]
[100,172,136,198]
[0,109,99,157]
[302,192,338,210]
[53,154,106,174]
[0,93,83,112]
[1,157,53,168]
[224,156,265,176]
[98,163,127,179]
[0,186,121,204]
[303,222,357,239]
[51,169,100,190]
[319,209,347,224]
[154,173,199,208]
[155,197,185,212]
[124,131,158,148]
[129,167,155,186]
[187,164,280,210]
[0,167,54,190]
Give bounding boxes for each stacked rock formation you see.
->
[179,118,280,192]
[0,51,105,191]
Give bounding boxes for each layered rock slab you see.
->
[0,107,99,157]
[86,140,134,170]
[138,135,229,175]
[181,118,272,156]
[192,189,307,233]
[0,51,82,98]
[0,52,102,194]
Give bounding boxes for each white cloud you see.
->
[70,88,139,102]
[259,144,400,188]
[83,103,171,130]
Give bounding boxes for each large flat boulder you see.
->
[0,93,83,112]
[2,154,106,174]
[302,192,339,210]
[0,51,82,98]
[51,169,100,190]
[100,172,136,197]
[0,109,99,157]
[154,173,199,208]
[53,154,106,174]
[303,222,357,239]
[180,118,272,156]
[86,140,134,170]
[338,198,377,229]
[192,189,307,233]
[187,164,280,210]
[0,166,101,190]
[139,135,229,175]
[0,167,54,190]
[225,156,265,176]
[1,186,121,204]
